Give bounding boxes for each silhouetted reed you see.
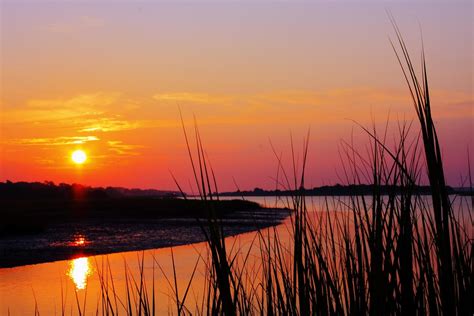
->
[165,20,472,315]
[54,21,473,315]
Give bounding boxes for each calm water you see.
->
[0,196,293,315]
[0,196,470,315]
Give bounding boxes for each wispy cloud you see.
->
[1,92,148,166]
[27,93,119,111]
[7,136,99,146]
[78,117,140,132]
[107,140,143,156]
[153,92,234,105]
[3,93,120,125]
[3,93,144,134]
[152,88,473,123]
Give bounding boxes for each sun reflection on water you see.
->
[70,234,89,247]
[74,236,86,246]
[68,257,91,290]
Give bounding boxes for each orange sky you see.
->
[1,1,472,191]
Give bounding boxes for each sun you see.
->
[71,150,87,164]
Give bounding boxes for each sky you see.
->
[0,0,472,191]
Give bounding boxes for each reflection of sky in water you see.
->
[68,257,91,290]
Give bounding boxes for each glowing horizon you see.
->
[1,1,472,191]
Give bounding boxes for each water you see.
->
[0,196,292,315]
[0,198,289,268]
[0,196,470,315]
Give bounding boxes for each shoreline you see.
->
[0,206,291,268]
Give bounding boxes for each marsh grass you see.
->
[47,22,473,316]
[163,21,472,315]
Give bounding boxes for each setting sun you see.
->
[71,150,87,164]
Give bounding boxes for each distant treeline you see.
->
[220,184,473,197]
[0,181,265,238]
[0,181,181,200]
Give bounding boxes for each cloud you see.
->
[78,117,140,132]
[3,93,144,134]
[1,92,148,166]
[27,93,119,111]
[252,88,408,106]
[107,140,143,156]
[152,88,473,124]
[2,93,120,126]
[153,93,234,105]
[7,136,99,146]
